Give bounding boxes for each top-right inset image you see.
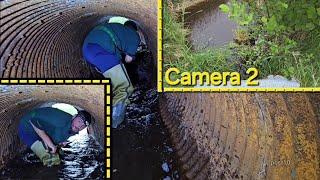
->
[161,0,320,90]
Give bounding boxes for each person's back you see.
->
[83,23,140,66]
[19,107,74,145]
[97,23,140,57]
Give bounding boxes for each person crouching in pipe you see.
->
[18,107,92,167]
[82,16,146,128]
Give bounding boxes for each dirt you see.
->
[0,133,105,179]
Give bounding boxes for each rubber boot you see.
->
[30,140,61,167]
[112,103,126,128]
[103,64,133,128]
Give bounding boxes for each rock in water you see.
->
[162,162,170,173]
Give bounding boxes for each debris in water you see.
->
[113,48,180,179]
[112,85,180,179]
[162,162,170,173]
[0,132,105,179]
[164,146,174,153]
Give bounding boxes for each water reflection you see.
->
[185,0,237,50]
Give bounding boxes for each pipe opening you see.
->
[0,1,157,79]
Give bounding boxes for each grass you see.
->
[163,0,320,87]
[163,2,236,87]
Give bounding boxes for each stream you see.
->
[184,0,237,50]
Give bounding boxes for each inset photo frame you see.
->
[0,79,111,179]
[158,0,320,92]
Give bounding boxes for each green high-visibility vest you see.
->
[108,16,129,25]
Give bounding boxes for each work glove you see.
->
[30,140,61,167]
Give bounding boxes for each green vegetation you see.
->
[163,0,320,87]
[163,2,236,87]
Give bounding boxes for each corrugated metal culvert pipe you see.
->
[161,93,320,179]
[1,0,320,179]
[0,85,105,169]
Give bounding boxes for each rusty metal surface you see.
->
[0,0,157,171]
[160,93,320,179]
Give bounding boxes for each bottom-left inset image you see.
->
[0,84,109,179]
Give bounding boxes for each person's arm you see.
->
[30,121,57,153]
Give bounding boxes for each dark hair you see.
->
[77,110,92,126]
[124,20,138,31]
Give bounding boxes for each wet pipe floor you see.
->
[0,132,105,179]
[113,86,180,180]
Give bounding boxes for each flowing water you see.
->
[112,87,180,180]
[0,132,105,179]
[185,0,237,50]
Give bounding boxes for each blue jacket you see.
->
[82,23,140,72]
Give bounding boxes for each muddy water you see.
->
[113,87,180,180]
[185,0,237,50]
[0,133,105,179]
[112,52,180,180]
